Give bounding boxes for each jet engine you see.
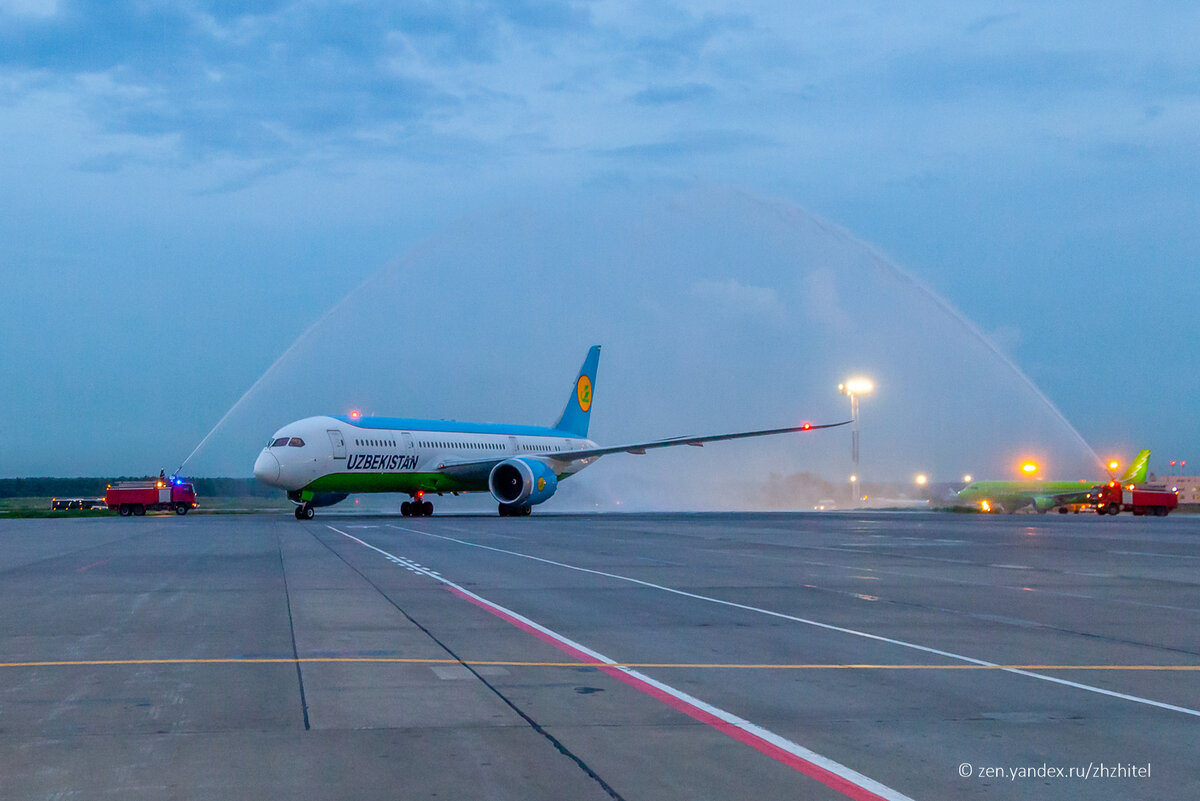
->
[1031,496,1056,513]
[488,458,558,507]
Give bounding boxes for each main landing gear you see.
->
[498,503,531,517]
[401,497,433,517]
[294,503,315,520]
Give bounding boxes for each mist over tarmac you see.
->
[180,186,1099,510]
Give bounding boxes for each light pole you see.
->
[838,379,873,505]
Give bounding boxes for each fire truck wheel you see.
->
[1105,502,1120,516]
[119,505,131,517]
[175,503,188,515]
[133,505,145,516]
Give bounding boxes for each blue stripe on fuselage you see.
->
[330,415,575,438]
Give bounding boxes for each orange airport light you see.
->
[1020,462,1038,474]
[1108,460,1120,471]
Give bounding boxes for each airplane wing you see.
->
[435,420,851,481]
[540,420,850,460]
[1024,487,1101,512]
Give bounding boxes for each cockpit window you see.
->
[272,437,290,447]
[288,438,305,447]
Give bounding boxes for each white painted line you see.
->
[329,526,914,801]
[390,525,1200,719]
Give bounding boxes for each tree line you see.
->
[0,478,277,499]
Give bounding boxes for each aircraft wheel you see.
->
[175,503,188,515]
[133,505,145,516]
[299,503,315,520]
[401,501,411,517]
[1057,506,1069,514]
[421,500,433,516]
[498,503,511,517]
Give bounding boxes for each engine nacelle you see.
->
[1031,496,1055,513]
[488,458,558,507]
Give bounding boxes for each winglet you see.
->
[553,346,600,437]
[1119,449,1151,483]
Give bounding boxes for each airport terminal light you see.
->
[838,378,874,505]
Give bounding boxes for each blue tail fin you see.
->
[553,346,600,437]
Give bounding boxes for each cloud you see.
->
[599,129,776,160]
[965,12,1020,35]
[689,278,783,319]
[630,82,714,105]
[0,0,592,165]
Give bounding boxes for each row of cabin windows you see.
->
[269,437,305,447]
[344,437,571,453]
[418,441,505,450]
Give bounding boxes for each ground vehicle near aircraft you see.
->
[253,346,847,519]
[106,480,198,516]
[1087,481,1178,516]
[956,450,1150,514]
[49,498,107,510]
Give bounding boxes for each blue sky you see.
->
[1,1,1196,481]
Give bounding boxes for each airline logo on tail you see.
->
[1119,449,1151,484]
[576,375,593,412]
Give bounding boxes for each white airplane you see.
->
[253,346,847,519]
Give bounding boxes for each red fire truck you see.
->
[105,480,198,516]
[1090,481,1178,517]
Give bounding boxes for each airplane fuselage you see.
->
[253,415,597,498]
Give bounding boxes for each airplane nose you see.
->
[254,450,280,485]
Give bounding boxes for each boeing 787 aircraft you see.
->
[253,346,847,519]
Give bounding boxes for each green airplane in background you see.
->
[955,450,1151,514]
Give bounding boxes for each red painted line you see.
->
[331,525,911,801]
[75,557,113,573]
[447,586,897,801]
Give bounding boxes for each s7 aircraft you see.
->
[955,450,1151,514]
[253,346,848,519]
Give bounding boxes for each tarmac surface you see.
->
[1,511,1197,800]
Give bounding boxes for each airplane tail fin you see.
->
[1119,449,1151,483]
[553,346,600,438]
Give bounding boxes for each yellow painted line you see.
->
[0,658,1197,670]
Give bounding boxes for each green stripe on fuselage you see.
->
[304,472,482,495]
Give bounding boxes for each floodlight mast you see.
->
[838,379,873,506]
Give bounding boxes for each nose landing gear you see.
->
[294,503,315,520]
[401,496,433,517]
